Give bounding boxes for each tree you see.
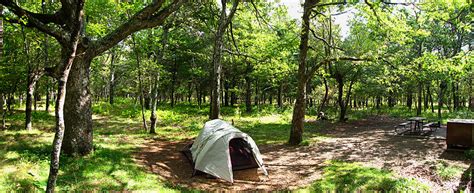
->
[209,0,239,119]
[0,0,186,191]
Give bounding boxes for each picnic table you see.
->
[408,117,426,132]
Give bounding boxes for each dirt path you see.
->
[134,116,470,191]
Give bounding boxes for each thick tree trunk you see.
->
[289,0,314,145]
[63,55,93,156]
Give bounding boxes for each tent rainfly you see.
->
[184,119,268,183]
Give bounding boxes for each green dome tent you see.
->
[182,119,268,183]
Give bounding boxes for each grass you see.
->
[435,161,465,181]
[302,160,430,192]
[1,98,469,191]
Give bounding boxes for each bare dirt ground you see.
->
[134,116,470,191]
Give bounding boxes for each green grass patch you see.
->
[305,160,430,192]
[435,161,465,181]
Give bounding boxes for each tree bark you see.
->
[45,79,51,112]
[336,75,345,121]
[277,83,282,108]
[230,78,237,106]
[245,65,252,113]
[224,80,229,106]
[131,34,148,131]
[407,91,413,109]
[428,84,434,113]
[109,49,116,105]
[63,55,93,156]
[470,78,473,110]
[318,76,329,113]
[150,25,169,134]
[25,75,38,131]
[438,81,447,121]
[210,0,239,119]
[417,82,422,115]
[289,0,316,145]
[1,93,5,129]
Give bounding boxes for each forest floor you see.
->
[1,101,472,191]
[135,115,470,192]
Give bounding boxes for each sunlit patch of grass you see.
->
[304,160,430,192]
[435,161,465,181]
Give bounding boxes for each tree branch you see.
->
[309,26,344,52]
[306,56,371,81]
[89,0,186,57]
[223,0,239,28]
[0,0,67,44]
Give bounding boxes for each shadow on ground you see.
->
[134,115,469,191]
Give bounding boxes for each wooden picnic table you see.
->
[408,117,426,132]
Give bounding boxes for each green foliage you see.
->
[435,161,464,181]
[308,160,430,192]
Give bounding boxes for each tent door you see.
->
[229,138,259,171]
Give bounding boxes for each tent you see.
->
[182,119,268,183]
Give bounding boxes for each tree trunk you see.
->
[63,55,93,156]
[470,78,474,111]
[407,91,413,109]
[22,25,35,131]
[452,82,458,111]
[438,81,447,121]
[131,34,148,131]
[45,79,51,112]
[417,82,422,115]
[210,0,239,119]
[254,81,258,106]
[245,70,252,113]
[1,93,5,129]
[424,84,429,110]
[149,76,158,134]
[336,76,346,122]
[289,0,314,146]
[150,25,168,134]
[318,76,329,114]
[224,81,229,106]
[47,50,78,192]
[428,84,434,113]
[230,78,237,106]
[277,83,282,108]
[25,76,36,131]
[109,49,116,105]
